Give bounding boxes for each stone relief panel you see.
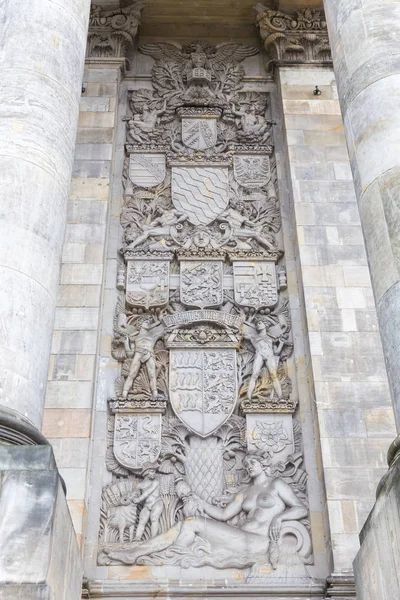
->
[98,39,312,582]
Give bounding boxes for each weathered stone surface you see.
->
[279,65,394,579]
[0,446,82,600]
[0,0,91,429]
[354,457,400,600]
[324,0,400,430]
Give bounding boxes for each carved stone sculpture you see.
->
[244,321,284,401]
[99,36,310,580]
[132,463,164,540]
[121,317,167,400]
[254,4,332,70]
[87,2,144,61]
[100,452,310,572]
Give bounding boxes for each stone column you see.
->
[322,2,400,598]
[0,0,91,441]
[322,0,400,436]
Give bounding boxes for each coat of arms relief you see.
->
[99,40,312,581]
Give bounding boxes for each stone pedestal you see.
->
[353,457,400,599]
[0,446,82,600]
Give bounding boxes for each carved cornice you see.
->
[254,4,332,70]
[87,2,144,62]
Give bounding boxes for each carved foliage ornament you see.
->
[99,36,311,579]
[87,2,144,61]
[254,4,332,68]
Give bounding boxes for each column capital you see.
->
[254,4,332,70]
[87,1,144,63]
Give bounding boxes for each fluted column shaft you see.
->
[0,0,91,435]
[324,0,400,432]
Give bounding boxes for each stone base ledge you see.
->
[0,446,82,600]
[354,456,400,599]
[0,584,54,600]
[325,573,356,598]
[86,579,327,599]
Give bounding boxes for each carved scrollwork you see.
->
[254,4,332,70]
[87,2,144,62]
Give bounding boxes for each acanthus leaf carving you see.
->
[87,2,144,62]
[254,4,332,70]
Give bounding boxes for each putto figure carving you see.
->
[126,208,187,250]
[218,202,276,253]
[231,103,271,144]
[132,463,163,540]
[127,101,167,144]
[102,452,309,571]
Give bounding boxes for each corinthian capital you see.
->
[254,4,331,69]
[87,2,144,62]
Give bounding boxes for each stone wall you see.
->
[278,65,395,571]
[39,38,396,596]
[42,60,123,548]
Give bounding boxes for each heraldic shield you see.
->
[171,166,229,226]
[126,260,170,309]
[169,349,237,437]
[233,155,271,189]
[129,153,166,188]
[181,117,217,150]
[233,261,278,309]
[180,261,224,309]
[113,414,161,471]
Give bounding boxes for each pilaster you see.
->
[43,0,144,552]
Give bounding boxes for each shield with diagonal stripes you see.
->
[129,153,166,188]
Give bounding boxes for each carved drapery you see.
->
[86,2,144,61]
[254,4,332,69]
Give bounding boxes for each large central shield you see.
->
[113,414,161,471]
[172,166,229,225]
[169,349,237,437]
